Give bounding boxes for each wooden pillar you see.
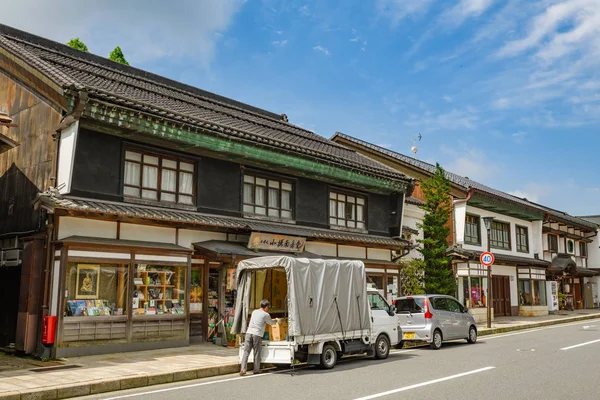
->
[117,268,126,310]
[202,259,209,341]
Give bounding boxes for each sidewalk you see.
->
[2,310,600,400]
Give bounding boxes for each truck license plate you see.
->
[403,332,415,339]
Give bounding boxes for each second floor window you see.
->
[516,226,529,253]
[329,191,366,229]
[548,234,558,252]
[465,215,481,245]
[124,150,194,205]
[243,174,293,219]
[490,221,511,250]
[580,242,588,257]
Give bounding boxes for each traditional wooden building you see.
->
[331,133,567,322]
[0,25,414,357]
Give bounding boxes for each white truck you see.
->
[231,256,401,369]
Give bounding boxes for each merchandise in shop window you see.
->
[132,264,186,315]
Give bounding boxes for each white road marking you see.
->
[560,338,600,351]
[351,366,495,400]
[482,319,600,341]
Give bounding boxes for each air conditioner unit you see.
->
[566,239,575,255]
[0,249,22,267]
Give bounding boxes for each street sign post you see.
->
[480,251,495,329]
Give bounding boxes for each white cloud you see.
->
[299,4,310,16]
[275,30,283,35]
[313,45,331,56]
[0,0,246,69]
[376,0,434,25]
[272,40,288,46]
[376,143,392,149]
[443,0,496,27]
[441,145,499,181]
[350,37,360,42]
[443,95,453,103]
[404,107,479,132]
[511,132,527,143]
[507,190,539,203]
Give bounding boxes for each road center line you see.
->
[560,338,600,351]
[351,366,495,400]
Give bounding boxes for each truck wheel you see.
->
[320,344,337,369]
[430,329,443,350]
[374,335,390,359]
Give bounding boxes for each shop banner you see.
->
[248,232,306,253]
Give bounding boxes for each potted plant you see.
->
[558,292,567,310]
[226,325,236,347]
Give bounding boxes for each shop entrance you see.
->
[492,275,511,317]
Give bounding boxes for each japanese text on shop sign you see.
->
[248,232,306,253]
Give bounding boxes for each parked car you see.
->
[393,295,477,350]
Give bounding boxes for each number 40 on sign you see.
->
[480,251,495,267]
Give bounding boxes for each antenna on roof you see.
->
[410,133,422,159]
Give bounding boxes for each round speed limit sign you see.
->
[480,251,495,267]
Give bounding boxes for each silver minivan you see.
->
[393,295,477,350]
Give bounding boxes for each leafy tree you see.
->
[108,46,129,65]
[417,163,454,295]
[398,258,425,296]
[67,38,89,52]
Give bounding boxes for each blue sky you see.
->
[3,0,599,215]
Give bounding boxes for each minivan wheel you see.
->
[320,344,337,369]
[467,326,477,344]
[430,329,443,350]
[374,335,390,359]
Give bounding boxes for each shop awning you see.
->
[193,240,319,260]
[60,236,193,252]
[37,194,408,249]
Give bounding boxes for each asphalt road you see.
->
[79,319,600,400]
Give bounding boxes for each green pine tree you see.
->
[417,163,454,295]
[398,258,425,296]
[67,38,89,52]
[108,46,130,66]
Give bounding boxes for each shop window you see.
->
[243,174,294,219]
[132,264,186,315]
[516,225,529,253]
[461,276,488,309]
[190,266,203,313]
[567,239,575,255]
[329,191,366,229]
[124,149,195,205]
[64,263,128,317]
[519,279,547,306]
[580,242,588,257]
[464,214,481,245]
[548,234,558,252]
[490,221,511,250]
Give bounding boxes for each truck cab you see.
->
[367,288,402,352]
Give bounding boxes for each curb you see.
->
[477,313,600,337]
[0,363,240,400]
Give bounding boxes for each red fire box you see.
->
[42,316,57,345]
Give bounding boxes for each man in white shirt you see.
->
[240,299,277,375]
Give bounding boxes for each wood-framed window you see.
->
[243,174,293,219]
[123,149,195,205]
[516,225,529,253]
[329,191,366,229]
[580,242,588,257]
[548,234,558,252]
[464,214,481,245]
[490,221,511,250]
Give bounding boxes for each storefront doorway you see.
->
[492,275,511,317]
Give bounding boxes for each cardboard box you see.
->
[266,319,288,341]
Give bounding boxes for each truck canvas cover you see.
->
[232,256,370,338]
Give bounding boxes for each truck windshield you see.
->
[395,298,425,313]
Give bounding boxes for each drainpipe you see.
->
[452,187,474,206]
[40,214,54,321]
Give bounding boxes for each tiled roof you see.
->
[446,246,550,267]
[0,24,409,184]
[36,194,407,249]
[405,197,425,206]
[333,132,598,231]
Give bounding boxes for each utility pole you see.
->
[482,217,495,329]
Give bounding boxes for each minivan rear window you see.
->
[395,298,425,313]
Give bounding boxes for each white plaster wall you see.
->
[57,121,79,194]
[453,201,467,245]
[492,264,518,306]
[120,223,177,244]
[58,217,117,240]
[531,220,543,256]
[462,205,537,260]
[338,245,367,259]
[177,229,227,249]
[305,242,337,257]
[588,233,600,268]
[403,203,425,260]
[367,248,391,262]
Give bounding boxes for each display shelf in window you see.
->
[133,265,186,316]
